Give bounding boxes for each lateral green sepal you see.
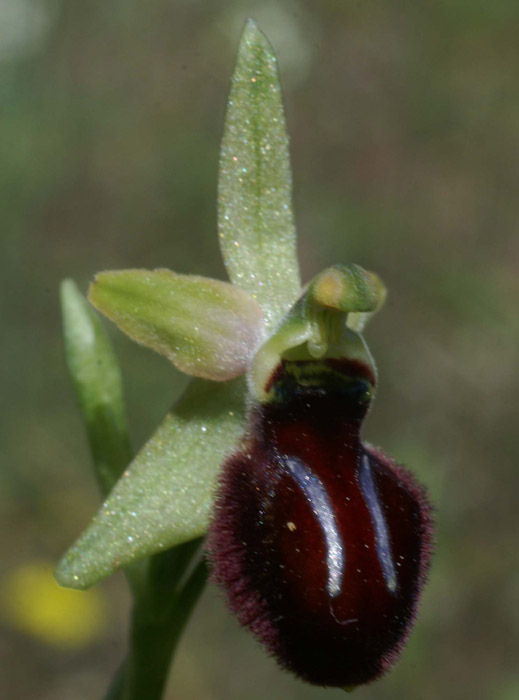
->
[55,377,247,589]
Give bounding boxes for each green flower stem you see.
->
[144,539,203,612]
[105,557,208,700]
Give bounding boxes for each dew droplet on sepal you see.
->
[207,358,433,688]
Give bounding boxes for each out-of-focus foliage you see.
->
[0,560,107,648]
[1,1,518,699]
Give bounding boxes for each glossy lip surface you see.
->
[208,359,433,687]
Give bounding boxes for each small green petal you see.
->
[249,264,386,400]
[60,279,132,494]
[89,269,265,381]
[218,19,301,330]
[55,377,247,590]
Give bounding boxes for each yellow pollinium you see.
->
[314,267,346,309]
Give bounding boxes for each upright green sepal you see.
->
[218,19,301,330]
[89,269,265,381]
[249,264,386,401]
[60,279,132,494]
[55,377,247,590]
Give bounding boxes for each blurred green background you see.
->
[1,1,518,698]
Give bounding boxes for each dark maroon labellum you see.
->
[208,358,433,688]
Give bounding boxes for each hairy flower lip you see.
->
[208,430,433,688]
[208,346,434,688]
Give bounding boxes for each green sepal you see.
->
[60,279,133,494]
[89,269,265,381]
[55,377,247,590]
[249,264,386,401]
[218,19,301,330]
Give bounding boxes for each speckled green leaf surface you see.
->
[218,20,301,330]
[56,377,247,589]
[61,279,132,495]
[89,269,265,381]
